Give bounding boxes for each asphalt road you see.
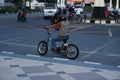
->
[0,13,120,67]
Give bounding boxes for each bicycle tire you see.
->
[74,16,82,23]
[37,41,48,55]
[66,44,79,60]
[68,16,74,23]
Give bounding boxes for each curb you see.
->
[82,19,120,24]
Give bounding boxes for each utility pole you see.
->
[22,0,26,9]
[109,0,112,8]
[29,0,31,10]
[116,0,119,10]
[82,0,85,7]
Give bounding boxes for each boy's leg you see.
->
[60,36,69,43]
[51,36,61,48]
[51,36,69,48]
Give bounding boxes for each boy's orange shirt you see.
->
[55,22,61,28]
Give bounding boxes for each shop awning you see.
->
[71,0,82,2]
[71,0,94,2]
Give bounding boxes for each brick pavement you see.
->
[0,52,120,80]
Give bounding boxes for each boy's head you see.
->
[57,15,66,23]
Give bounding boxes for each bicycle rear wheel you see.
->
[66,44,79,60]
[37,41,48,55]
[68,16,74,23]
[74,16,82,23]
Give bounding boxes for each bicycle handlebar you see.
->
[44,27,51,35]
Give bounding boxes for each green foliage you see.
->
[4,6,18,13]
[10,0,22,4]
[36,0,57,3]
[36,0,45,2]
[74,2,81,5]
[84,6,93,12]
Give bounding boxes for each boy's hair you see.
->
[57,15,66,23]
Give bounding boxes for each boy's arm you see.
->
[45,22,61,29]
[45,24,55,29]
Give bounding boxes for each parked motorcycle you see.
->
[107,11,118,20]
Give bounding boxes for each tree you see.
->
[36,0,45,2]
[36,0,57,3]
[8,0,22,8]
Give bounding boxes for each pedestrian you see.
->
[68,6,74,13]
[17,9,23,21]
[76,7,83,15]
[104,7,110,18]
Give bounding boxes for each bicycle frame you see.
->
[45,29,51,43]
[45,29,67,50]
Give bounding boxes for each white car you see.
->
[73,5,84,13]
[43,4,58,18]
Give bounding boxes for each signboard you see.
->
[0,0,4,6]
[94,0,105,7]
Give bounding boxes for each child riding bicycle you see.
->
[44,15,70,51]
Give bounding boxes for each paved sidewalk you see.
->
[0,52,120,80]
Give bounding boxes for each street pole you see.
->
[116,0,119,10]
[109,0,112,8]
[22,0,26,9]
[29,0,31,11]
[82,0,85,7]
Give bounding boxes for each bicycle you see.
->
[37,28,79,60]
[68,12,82,24]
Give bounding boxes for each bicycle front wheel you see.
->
[66,44,79,60]
[37,41,48,56]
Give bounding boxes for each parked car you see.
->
[43,3,58,18]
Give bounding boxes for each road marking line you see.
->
[0,36,27,42]
[53,57,69,61]
[70,27,89,32]
[108,28,112,37]
[80,51,94,54]
[80,52,96,60]
[84,61,101,65]
[92,38,118,53]
[1,51,14,54]
[0,32,39,42]
[1,41,93,54]
[118,65,120,68]
[70,28,81,32]
[27,54,40,57]
[107,54,120,57]
[0,41,37,48]
[80,38,119,60]
[75,31,107,34]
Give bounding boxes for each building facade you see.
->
[0,0,4,6]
